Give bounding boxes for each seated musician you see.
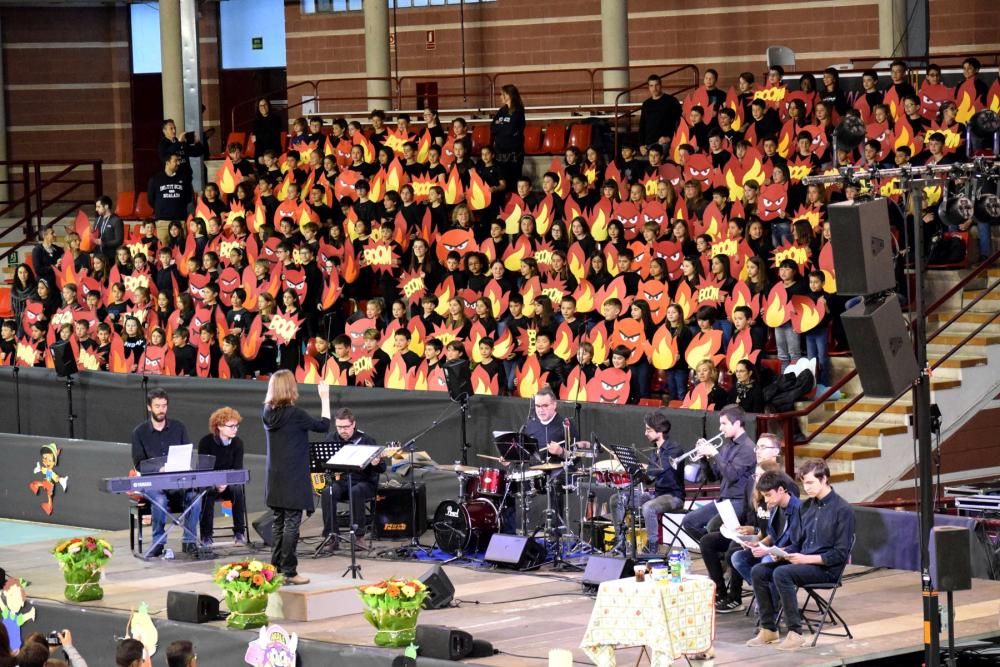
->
[747,458,855,651]
[130,389,200,557]
[522,386,578,518]
[680,404,756,541]
[197,407,247,546]
[615,411,683,556]
[320,408,385,550]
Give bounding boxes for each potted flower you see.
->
[214,560,283,630]
[358,578,428,647]
[52,536,113,602]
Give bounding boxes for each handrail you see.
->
[759,246,1000,475]
[0,160,102,265]
[850,51,1000,68]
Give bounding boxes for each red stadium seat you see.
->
[134,192,155,221]
[472,124,491,152]
[115,192,136,219]
[280,131,288,152]
[0,287,11,318]
[638,398,662,407]
[760,357,781,379]
[245,134,257,158]
[523,124,544,155]
[213,132,247,158]
[541,122,567,154]
[567,123,592,150]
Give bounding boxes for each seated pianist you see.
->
[198,407,248,546]
[130,388,201,557]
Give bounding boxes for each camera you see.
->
[47,631,61,647]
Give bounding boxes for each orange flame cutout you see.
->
[109,335,129,373]
[673,281,694,320]
[416,130,432,163]
[467,169,492,211]
[501,195,525,235]
[385,157,409,194]
[74,209,95,253]
[491,327,514,359]
[762,284,791,327]
[533,194,554,237]
[791,294,826,334]
[818,243,837,293]
[724,281,760,320]
[384,354,414,390]
[353,132,375,163]
[560,366,588,401]
[567,242,587,281]
[520,277,540,318]
[589,198,612,241]
[241,316,263,360]
[685,330,723,369]
[681,382,710,410]
[725,329,760,372]
[408,318,427,357]
[295,357,321,385]
[444,167,465,205]
[215,157,241,195]
[341,245,360,284]
[433,276,456,317]
[321,269,342,310]
[516,355,549,398]
[322,359,349,386]
[587,321,609,365]
[502,236,532,272]
[651,327,679,370]
[573,279,596,313]
[552,321,577,361]
[472,365,499,396]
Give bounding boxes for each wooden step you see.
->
[806,423,909,438]
[795,443,881,461]
[929,310,1000,325]
[931,355,988,369]
[929,334,1000,347]
[268,574,371,622]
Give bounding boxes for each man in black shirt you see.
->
[197,407,247,545]
[148,153,192,238]
[886,60,916,100]
[639,74,682,156]
[747,458,855,651]
[130,389,199,556]
[172,328,197,377]
[320,407,385,549]
[31,226,63,287]
[625,411,684,556]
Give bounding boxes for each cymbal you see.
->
[530,462,563,471]
[477,454,503,461]
[442,464,480,474]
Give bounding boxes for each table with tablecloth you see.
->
[580,575,716,666]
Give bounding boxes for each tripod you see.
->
[64,375,77,439]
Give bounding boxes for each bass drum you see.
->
[432,498,499,555]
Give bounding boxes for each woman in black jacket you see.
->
[730,359,766,413]
[491,84,526,190]
[10,263,36,321]
[262,371,331,585]
[252,98,284,163]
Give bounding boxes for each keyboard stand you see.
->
[140,488,211,560]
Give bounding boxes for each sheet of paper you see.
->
[768,545,790,559]
[327,444,382,469]
[716,499,742,532]
[163,444,193,472]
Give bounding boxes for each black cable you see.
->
[454,591,592,606]
[498,649,592,665]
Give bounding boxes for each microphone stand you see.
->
[13,367,21,434]
[64,374,77,439]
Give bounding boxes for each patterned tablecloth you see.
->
[580,575,716,667]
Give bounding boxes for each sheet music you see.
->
[163,444,193,472]
[716,499,742,532]
[327,444,382,469]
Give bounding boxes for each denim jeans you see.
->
[667,368,689,401]
[751,561,839,633]
[611,491,683,546]
[805,328,830,386]
[771,221,792,248]
[270,507,303,577]
[732,549,779,616]
[948,221,991,260]
[774,322,802,372]
[145,489,201,548]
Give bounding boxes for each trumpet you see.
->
[669,432,724,470]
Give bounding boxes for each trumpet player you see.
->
[680,404,757,541]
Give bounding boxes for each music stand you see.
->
[494,432,538,537]
[609,443,646,559]
[310,440,342,558]
[324,443,383,578]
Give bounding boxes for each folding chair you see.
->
[659,476,718,552]
[778,536,856,647]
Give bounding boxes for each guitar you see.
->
[311,441,403,493]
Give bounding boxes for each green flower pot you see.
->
[63,568,103,602]
[224,592,269,630]
[364,606,421,647]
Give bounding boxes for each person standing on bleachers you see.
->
[148,152,192,246]
[92,195,124,264]
[491,83,526,192]
[638,74,681,157]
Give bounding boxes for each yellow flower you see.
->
[249,561,264,572]
[364,586,387,595]
[400,585,416,597]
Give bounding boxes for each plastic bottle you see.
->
[668,548,682,583]
[680,548,691,580]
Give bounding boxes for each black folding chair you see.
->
[778,536,856,647]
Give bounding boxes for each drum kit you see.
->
[430,422,663,564]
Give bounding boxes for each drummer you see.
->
[522,387,579,520]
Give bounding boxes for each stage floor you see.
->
[5,521,1000,666]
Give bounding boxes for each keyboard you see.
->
[102,469,250,494]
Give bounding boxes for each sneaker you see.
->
[146,544,164,558]
[233,533,246,546]
[200,536,214,548]
[715,597,742,614]
[745,628,780,647]
[777,630,809,651]
[182,542,199,554]
[285,574,310,586]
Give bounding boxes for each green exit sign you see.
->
[251,37,263,50]
[7,253,17,267]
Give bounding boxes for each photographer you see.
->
[41,630,88,667]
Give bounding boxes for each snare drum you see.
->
[593,459,630,488]
[433,498,499,555]
[475,468,506,496]
[508,469,546,495]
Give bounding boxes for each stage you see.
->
[5,521,1000,666]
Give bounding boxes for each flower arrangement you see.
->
[358,578,428,647]
[214,560,283,630]
[52,536,113,602]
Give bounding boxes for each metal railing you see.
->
[0,160,103,265]
[612,65,701,154]
[758,248,1000,476]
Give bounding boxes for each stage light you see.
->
[973,193,1000,225]
[970,110,999,139]
[938,192,974,226]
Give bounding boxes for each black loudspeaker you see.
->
[51,341,78,377]
[582,555,635,588]
[415,625,473,660]
[374,484,427,538]
[483,534,546,570]
[828,199,896,295]
[251,512,274,546]
[418,564,455,610]
[841,297,919,397]
[933,526,972,592]
[166,591,221,623]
